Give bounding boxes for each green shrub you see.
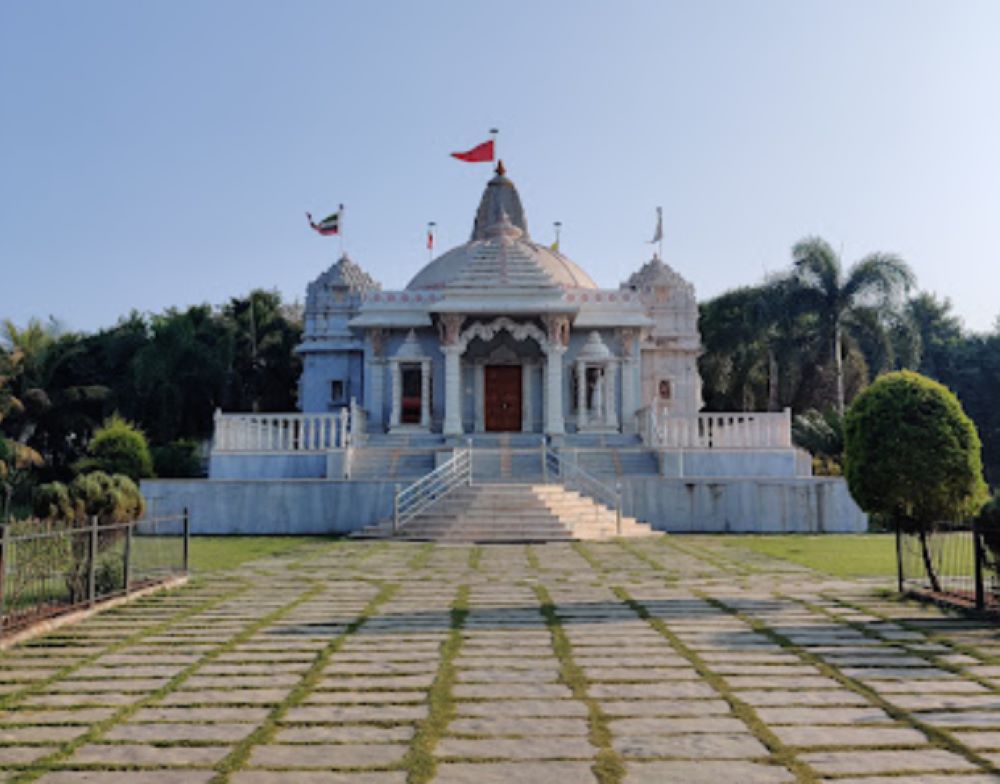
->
[152,439,201,478]
[69,471,117,520]
[109,474,145,522]
[77,415,153,481]
[32,482,74,520]
[845,370,989,590]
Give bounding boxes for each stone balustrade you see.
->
[213,404,361,453]
[639,406,793,450]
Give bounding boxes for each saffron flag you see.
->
[427,228,434,250]
[307,206,342,236]
[451,139,494,163]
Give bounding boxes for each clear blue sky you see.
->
[2,1,998,332]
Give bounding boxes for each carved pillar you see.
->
[474,364,485,433]
[543,315,570,436]
[438,314,465,437]
[420,359,431,429]
[522,362,533,432]
[389,360,402,428]
[618,328,639,433]
[366,329,385,431]
[443,347,463,436]
[576,360,588,429]
[606,360,619,430]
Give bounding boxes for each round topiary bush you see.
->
[845,370,989,590]
[78,415,153,481]
[32,481,74,520]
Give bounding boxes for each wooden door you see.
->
[484,365,522,432]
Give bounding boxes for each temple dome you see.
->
[406,163,597,291]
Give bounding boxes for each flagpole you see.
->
[489,128,499,163]
[554,221,562,252]
[427,221,436,263]
[339,203,345,258]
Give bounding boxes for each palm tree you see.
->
[790,237,915,417]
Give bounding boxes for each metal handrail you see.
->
[393,447,472,533]
[542,443,623,534]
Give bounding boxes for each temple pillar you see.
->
[474,364,485,432]
[420,359,431,429]
[389,360,402,428]
[522,361,533,432]
[576,360,588,429]
[545,348,566,435]
[606,360,619,430]
[443,346,464,436]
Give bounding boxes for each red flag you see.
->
[427,229,434,250]
[451,139,494,163]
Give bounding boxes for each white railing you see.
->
[393,448,472,533]
[543,443,623,535]
[637,406,792,449]
[213,398,366,452]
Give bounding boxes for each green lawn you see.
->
[189,536,337,574]
[731,534,897,577]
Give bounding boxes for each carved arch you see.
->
[456,317,551,355]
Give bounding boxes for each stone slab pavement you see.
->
[1,537,1000,783]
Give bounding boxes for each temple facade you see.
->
[297,162,702,438]
[143,161,867,537]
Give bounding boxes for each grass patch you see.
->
[708,590,1000,779]
[615,585,817,783]
[209,581,398,783]
[405,584,469,784]
[728,534,896,577]
[189,536,337,573]
[534,583,624,784]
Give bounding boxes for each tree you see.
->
[76,415,154,481]
[844,371,989,590]
[790,237,915,417]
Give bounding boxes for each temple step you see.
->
[351,482,658,542]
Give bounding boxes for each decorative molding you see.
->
[438,313,465,346]
[456,317,549,354]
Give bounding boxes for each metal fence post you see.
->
[124,521,132,596]
[895,523,904,594]
[88,516,98,606]
[182,507,190,574]
[393,485,400,535]
[0,523,9,629]
[974,524,985,611]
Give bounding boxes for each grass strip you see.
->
[705,590,1000,779]
[9,579,329,784]
[613,538,678,582]
[0,578,251,711]
[524,544,541,570]
[613,585,817,784]
[534,582,624,784]
[664,536,759,576]
[467,546,482,570]
[404,584,469,784]
[208,580,399,782]
[408,543,435,570]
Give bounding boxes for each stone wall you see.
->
[142,475,866,535]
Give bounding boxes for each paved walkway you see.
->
[1,538,1000,783]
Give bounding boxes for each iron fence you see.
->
[897,523,999,611]
[0,510,189,636]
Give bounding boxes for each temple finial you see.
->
[495,159,506,177]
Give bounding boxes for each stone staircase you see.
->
[353,483,658,542]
